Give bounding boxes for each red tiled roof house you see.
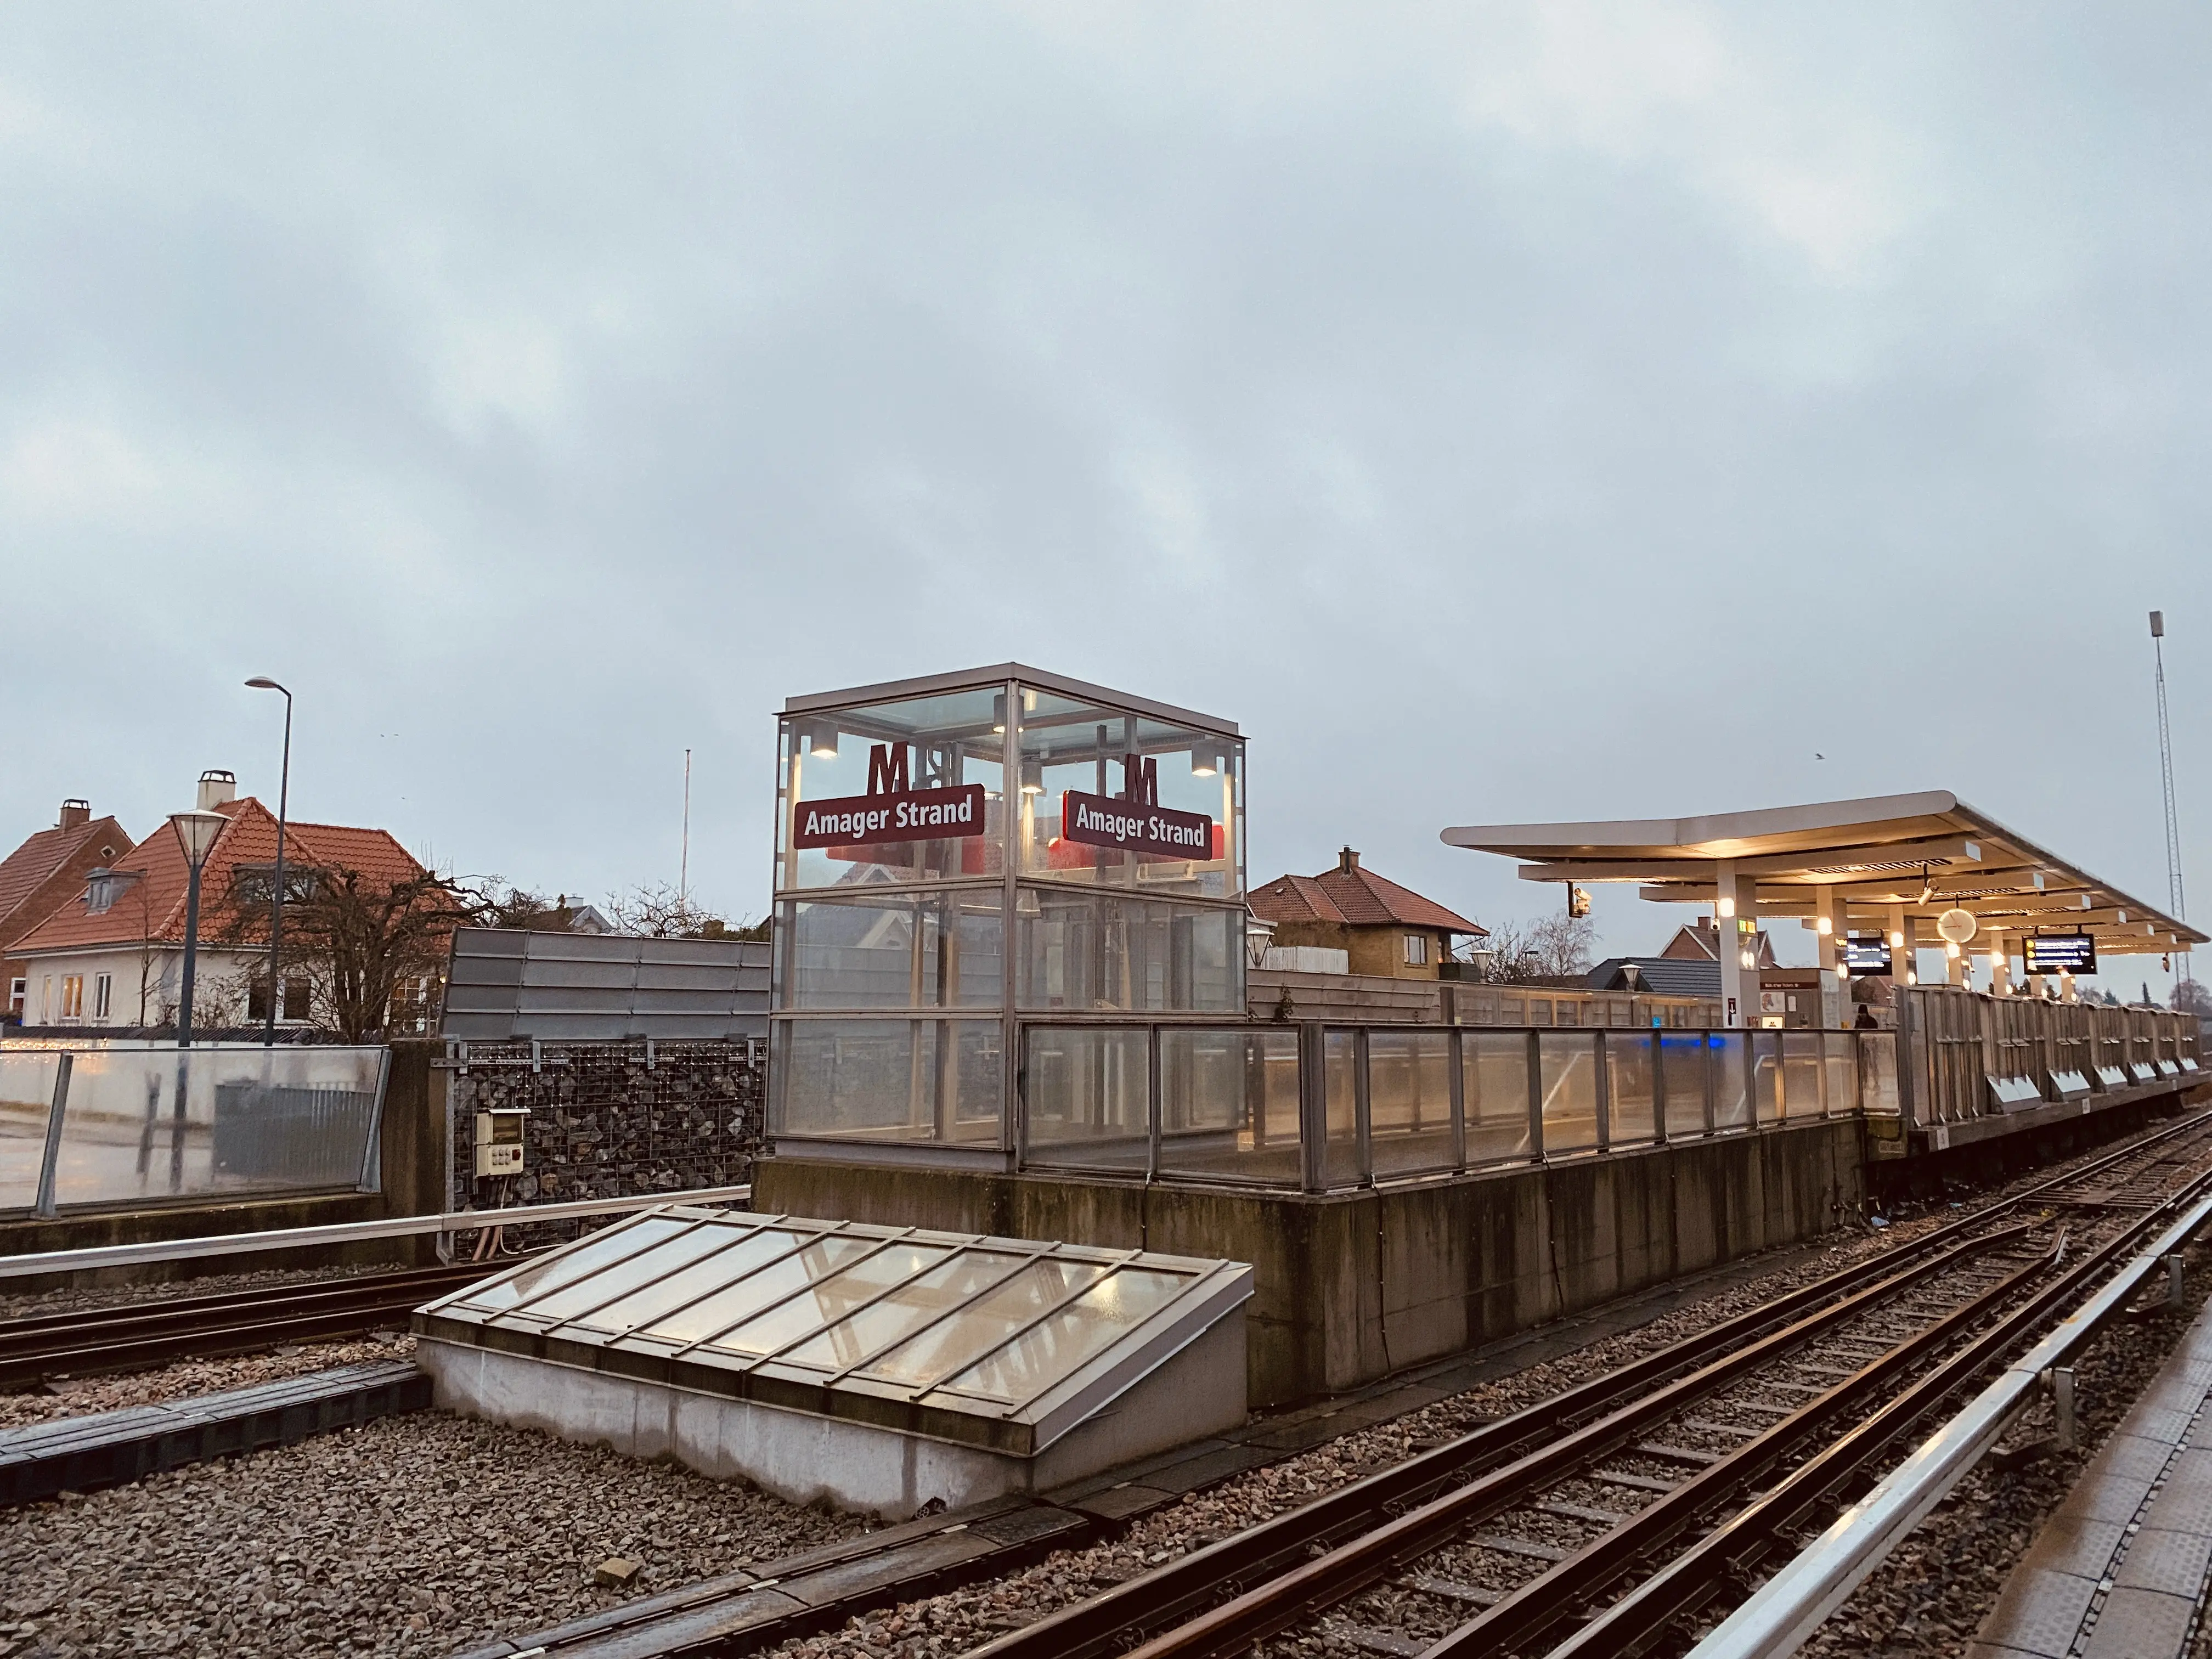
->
[1,800,136,1024]
[1248,848,1486,980]
[9,771,428,1032]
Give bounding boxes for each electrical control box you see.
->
[474,1108,529,1178]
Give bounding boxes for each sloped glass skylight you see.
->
[415,1204,1252,1454]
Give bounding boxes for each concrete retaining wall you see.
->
[757,1118,1865,1408]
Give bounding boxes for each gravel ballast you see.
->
[0,1410,867,1658]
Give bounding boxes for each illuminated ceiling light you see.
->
[1815,916,1833,936]
[806,725,839,760]
[1191,740,1229,777]
[1019,760,1044,796]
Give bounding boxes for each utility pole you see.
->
[2152,611,2190,988]
[680,748,692,922]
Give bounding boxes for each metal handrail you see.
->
[0,1184,752,1279]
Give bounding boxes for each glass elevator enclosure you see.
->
[768,664,1247,1168]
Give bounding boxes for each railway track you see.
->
[962,1107,2212,1659]
[0,1257,525,1390]
[460,1111,2212,1659]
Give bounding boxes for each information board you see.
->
[2024,934,2098,975]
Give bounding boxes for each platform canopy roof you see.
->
[1441,790,2204,956]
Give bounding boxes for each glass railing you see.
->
[1017,1023,1893,1192]
[0,1043,388,1217]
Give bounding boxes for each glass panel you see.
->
[1014,695,1243,901]
[1022,1026,1150,1171]
[942,1267,1189,1403]
[1752,1033,1783,1124]
[0,1053,59,1213]
[1464,1031,1533,1165]
[1323,1031,1362,1187]
[775,893,1004,1010]
[782,1249,1035,1372]
[1658,1032,1708,1137]
[461,1216,693,1312]
[44,1045,384,1209]
[1367,1030,1454,1178]
[574,1226,808,1333]
[1156,1027,1302,1187]
[863,1257,1109,1385]
[772,1018,1002,1144]
[1824,1034,1858,1118]
[1538,1033,1599,1153]
[1861,1034,1900,1115]
[524,1222,745,1322]
[1711,1033,1751,1130]
[636,1232,878,1343]
[1015,888,1240,1014]
[1782,1033,1822,1120]
[777,686,1006,892]
[1607,1033,1657,1146]
[706,1242,953,1356]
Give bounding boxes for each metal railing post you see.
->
[1448,1028,1468,1172]
[33,1053,73,1220]
[1297,1022,1327,1193]
[1526,1030,1545,1161]
[1593,1031,1611,1151]
[1353,1028,1373,1186]
[1146,1024,1163,1180]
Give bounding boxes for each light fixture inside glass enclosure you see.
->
[799,723,839,759]
[1191,741,1228,777]
[1020,759,1044,795]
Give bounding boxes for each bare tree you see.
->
[2173,978,2211,1018]
[603,881,743,939]
[1468,914,1597,982]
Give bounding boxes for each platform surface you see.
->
[1974,1301,2212,1659]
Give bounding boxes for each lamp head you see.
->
[244,676,286,692]
[169,808,228,870]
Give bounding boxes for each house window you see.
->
[283,978,311,1022]
[93,974,112,1022]
[1403,934,1429,967]
[39,977,52,1023]
[7,979,22,1018]
[60,975,83,1021]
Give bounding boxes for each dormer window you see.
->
[84,868,139,915]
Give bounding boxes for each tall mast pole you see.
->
[2153,611,2188,986]
[680,747,692,922]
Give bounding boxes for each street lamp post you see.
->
[170,809,228,1048]
[245,678,292,1042]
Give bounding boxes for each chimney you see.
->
[58,799,89,831]
[197,769,238,811]
[1338,846,1359,874]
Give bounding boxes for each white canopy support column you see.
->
[1717,859,1746,1028]
[1988,927,2013,996]
[1888,905,1910,983]
[1816,885,1844,1029]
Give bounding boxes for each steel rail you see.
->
[1409,1233,2063,1658]
[0,1259,515,1386]
[1029,1225,2032,1659]
[1656,1170,2212,1659]
[966,1111,2212,1659]
[0,1184,752,1280]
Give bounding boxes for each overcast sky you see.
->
[4,4,2208,986]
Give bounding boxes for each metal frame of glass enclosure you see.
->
[769,665,1246,1171]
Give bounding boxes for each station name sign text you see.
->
[792,742,986,850]
[1062,755,1214,861]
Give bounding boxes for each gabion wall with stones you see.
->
[448,1039,763,1215]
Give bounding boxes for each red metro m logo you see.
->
[1121,754,1158,809]
[867,743,911,796]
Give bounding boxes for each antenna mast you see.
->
[2152,611,2188,985]
[680,747,692,921]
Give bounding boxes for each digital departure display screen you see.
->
[2024,934,2098,975]
[1842,938,1892,975]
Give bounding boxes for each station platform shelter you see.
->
[753,670,2204,1406]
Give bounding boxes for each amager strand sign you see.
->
[793,742,985,850]
[1063,758,1213,860]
